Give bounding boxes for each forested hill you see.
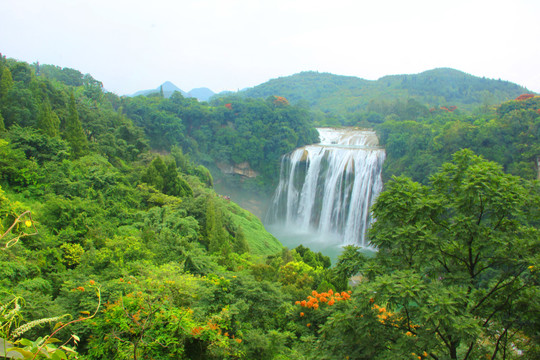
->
[237,68,531,113]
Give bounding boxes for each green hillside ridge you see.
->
[237,68,532,113]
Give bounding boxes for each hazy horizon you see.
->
[2,0,539,95]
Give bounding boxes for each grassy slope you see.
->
[222,200,283,256]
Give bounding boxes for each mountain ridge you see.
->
[130,68,534,112]
[234,68,533,113]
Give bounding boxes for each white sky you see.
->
[1,0,539,95]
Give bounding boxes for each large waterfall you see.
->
[266,128,385,248]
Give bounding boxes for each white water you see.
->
[266,128,385,248]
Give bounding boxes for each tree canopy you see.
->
[315,150,540,359]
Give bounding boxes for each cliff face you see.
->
[217,161,258,178]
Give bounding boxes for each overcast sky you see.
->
[1,0,539,95]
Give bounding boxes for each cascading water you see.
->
[265,128,385,248]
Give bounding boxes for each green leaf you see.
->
[2,347,28,359]
[51,349,68,360]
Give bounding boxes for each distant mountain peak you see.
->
[160,81,182,91]
[187,87,215,102]
[131,81,186,98]
[131,82,215,102]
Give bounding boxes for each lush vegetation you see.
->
[236,68,530,116]
[0,54,538,359]
[0,55,320,359]
[121,92,318,191]
[358,95,540,184]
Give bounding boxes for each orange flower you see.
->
[306,323,311,327]
[77,286,85,292]
[300,312,304,317]
[235,338,242,343]
[328,300,335,306]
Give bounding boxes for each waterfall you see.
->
[266,128,385,247]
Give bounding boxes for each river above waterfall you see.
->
[265,127,385,260]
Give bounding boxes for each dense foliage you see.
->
[121,91,318,191]
[369,95,540,183]
[0,55,331,359]
[0,54,538,359]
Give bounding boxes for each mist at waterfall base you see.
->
[265,128,385,263]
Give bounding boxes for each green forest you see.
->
[237,69,529,116]
[0,54,539,360]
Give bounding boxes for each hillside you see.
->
[237,68,532,113]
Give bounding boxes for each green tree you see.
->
[162,160,193,197]
[142,156,166,191]
[0,67,14,102]
[37,100,60,137]
[0,111,5,133]
[333,150,540,359]
[205,198,228,254]
[64,93,88,157]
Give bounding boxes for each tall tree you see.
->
[0,112,5,133]
[162,160,193,197]
[64,92,88,157]
[0,67,14,123]
[38,100,60,137]
[0,67,14,101]
[205,198,228,254]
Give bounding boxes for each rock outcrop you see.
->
[217,161,258,178]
